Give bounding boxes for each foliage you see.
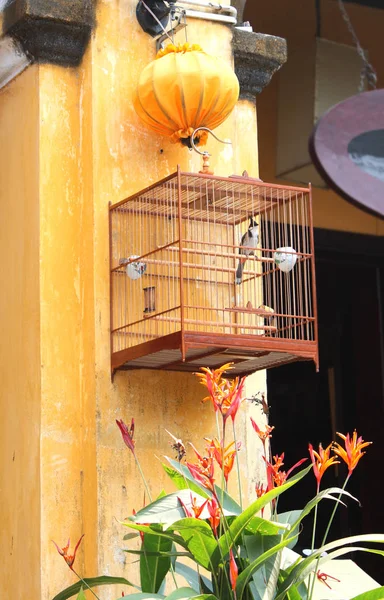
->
[52,364,384,600]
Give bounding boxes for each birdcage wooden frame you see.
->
[109,167,318,377]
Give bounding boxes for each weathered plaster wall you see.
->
[0,66,41,598]
[245,0,384,235]
[1,2,269,598]
[38,58,99,597]
[90,3,265,594]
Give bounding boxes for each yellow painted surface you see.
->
[38,58,98,598]
[0,66,41,598]
[246,0,384,235]
[1,2,267,598]
[91,4,264,593]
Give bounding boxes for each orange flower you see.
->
[255,482,267,498]
[196,364,245,424]
[178,493,208,519]
[196,363,234,406]
[52,534,84,571]
[309,442,339,487]
[333,430,372,476]
[206,438,241,482]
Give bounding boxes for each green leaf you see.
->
[165,587,201,600]
[277,511,302,549]
[275,534,384,599]
[119,594,165,600]
[124,532,140,541]
[236,536,295,600]
[131,489,209,526]
[216,465,312,559]
[350,586,384,600]
[76,588,86,600]
[140,525,173,593]
[174,562,212,593]
[169,518,219,571]
[162,464,207,497]
[122,521,186,549]
[51,576,134,600]
[165,457,241,516]
[245,516,288,537]
[244,532,282,595]
[282,487,358,543]
[188,595,218,600]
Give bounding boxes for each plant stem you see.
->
[70,568,102,600]
[232,419,243,511]
[134,454,153,503]
[308,475,350,600]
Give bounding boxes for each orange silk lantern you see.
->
[133,43,239,147]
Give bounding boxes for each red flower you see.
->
[116,418,135,453]
[309,442,339,487]
[263,453,307,489]
[187,443,215,492]
[52,534,84,570]
[207,496,220,536]
[250,418,275,451]
[229,549,238,591]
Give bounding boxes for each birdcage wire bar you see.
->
[109,168,318,376]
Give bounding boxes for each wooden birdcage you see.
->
[109,168,318,376]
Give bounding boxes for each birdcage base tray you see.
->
[111,331,318,377]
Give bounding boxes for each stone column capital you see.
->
[2,0,94,66]
[233,29,287,99]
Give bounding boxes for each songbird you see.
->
[235,217,259,284]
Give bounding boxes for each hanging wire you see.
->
[337,0,377,91]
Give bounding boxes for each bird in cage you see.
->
[235,217,259,284]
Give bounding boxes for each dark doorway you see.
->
[268,229,384,582]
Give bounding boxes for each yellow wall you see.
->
[0,1,268,598]
[0,66,41,598]
[245,0,384,236]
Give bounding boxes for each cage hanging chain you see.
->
[337,0,377,91]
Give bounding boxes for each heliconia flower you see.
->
[222,377,246,424]
[195,365,245,425]
[178,493,208,519]
[229,549,238,592]
[263,453,307,489]
[207,496,221,536]
[116,418,135,453]
[186,444,215,492]
[206,438,241,482]
[255,482,267,498]
[250,418,275,448]
[333,430,372,476]
[186,461,215,492]
[195,363,234,407]
[165,429,186,461]
[309,442,339,487]
[52,534,84,570]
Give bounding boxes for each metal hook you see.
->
[190,126,232,156]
